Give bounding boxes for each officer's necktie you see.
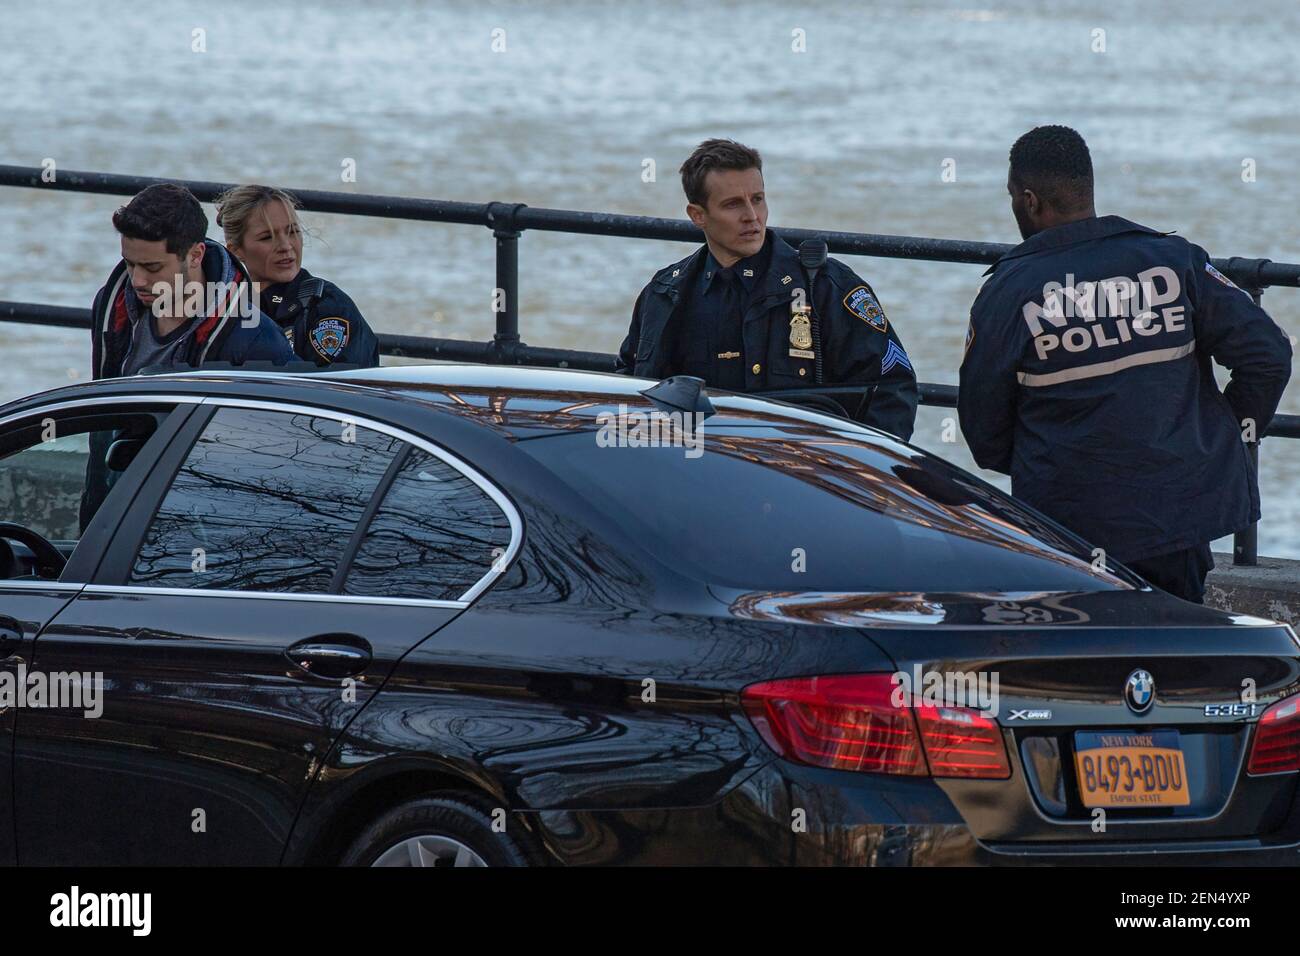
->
[712,267,746,390]
[715,265,738,318]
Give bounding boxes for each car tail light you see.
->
[1247,692,1300,775]
[741,674,1010,779]
[915,704,1012,778]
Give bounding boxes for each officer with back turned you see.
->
[617,139,918,439]
[959,125,1292,603]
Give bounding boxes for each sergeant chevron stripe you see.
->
[881,340,913,375]
[1016,341,1196,387]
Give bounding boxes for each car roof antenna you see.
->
[640,375,715,420]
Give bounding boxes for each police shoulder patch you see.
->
[310,316,350,361]
[1205,261,1249,296]
[843,284,888,332]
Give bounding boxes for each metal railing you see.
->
[1,163,1296,565]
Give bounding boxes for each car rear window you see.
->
[343,448,512,601]
[520,426,1133,593]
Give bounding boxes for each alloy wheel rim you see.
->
[371,835,488,867]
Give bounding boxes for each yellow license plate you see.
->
[1073,730,1190,808]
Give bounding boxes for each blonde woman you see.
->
[215,185,379,366]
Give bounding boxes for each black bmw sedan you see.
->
[0,364,1295,866]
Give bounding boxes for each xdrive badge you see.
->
[1008,709,1052,721]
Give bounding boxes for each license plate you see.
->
[1073,730,1190,808]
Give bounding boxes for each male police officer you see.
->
[960,125,1292,603]
[617,139,918,439]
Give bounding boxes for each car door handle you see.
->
[285,637,372,679]
[0,626,21,656]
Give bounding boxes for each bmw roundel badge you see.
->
[1125,669,1155,715]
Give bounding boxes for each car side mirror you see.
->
[105,437,146,472]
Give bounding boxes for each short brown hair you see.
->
[680,139,762,207]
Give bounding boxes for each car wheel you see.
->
[341,795,530,867]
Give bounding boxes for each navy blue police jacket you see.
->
[959,215,1292,563]
[260,267,380,367]
[616,229,919,440]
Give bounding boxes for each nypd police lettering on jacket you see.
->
[958,215,1291,564]
[1019,265,1191,384]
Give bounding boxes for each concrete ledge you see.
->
[1206,552,1300,625]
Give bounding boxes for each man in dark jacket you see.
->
[82,184,292,528]
[91,184,292,380]
[959,125,1292,602]
[617,139,918,440]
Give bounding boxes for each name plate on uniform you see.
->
[788,348,815,359]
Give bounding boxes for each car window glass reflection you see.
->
[521,432,1127,593]
[0,410,168,582]
[0,430,91,544]
[343,449,511,601]
[131,407,401,592]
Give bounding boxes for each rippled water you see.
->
[2,0,1297,554]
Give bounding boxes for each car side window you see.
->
[342,448,512,601]
[0,408,170,581]
[0,430,93,545]
[130,406,402,592]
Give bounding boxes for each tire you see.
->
[341,794,530,867]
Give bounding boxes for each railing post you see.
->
[487,202,527,362]
[1234,442,1260,566]
[1232,275,1269,567]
